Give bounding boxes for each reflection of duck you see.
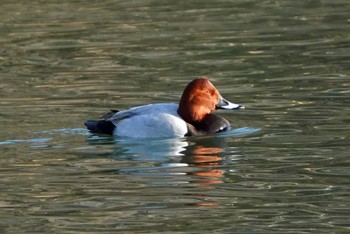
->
[86,135,242,207]
[113,138,188,161]
[181,136,228,186]
[85,78,244,138]
[181,137,235,207]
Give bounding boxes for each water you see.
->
[1,0,349,233]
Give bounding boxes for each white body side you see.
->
[109,103,188,138]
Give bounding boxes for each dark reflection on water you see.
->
[1,0,350,233]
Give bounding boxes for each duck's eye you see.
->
[205,89,216,96]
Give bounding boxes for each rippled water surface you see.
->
[1,0,349,233]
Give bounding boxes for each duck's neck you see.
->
[177,105,204,125]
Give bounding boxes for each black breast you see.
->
[186,114,230,136]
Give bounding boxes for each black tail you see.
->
[84,120,115,135]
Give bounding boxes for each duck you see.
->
[84,77,245,138]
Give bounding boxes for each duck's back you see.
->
[109,103,188,138]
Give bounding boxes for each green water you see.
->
[1,0,349,233]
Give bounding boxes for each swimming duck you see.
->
[85,77,244,138]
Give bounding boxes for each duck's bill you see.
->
[216,95,245,110]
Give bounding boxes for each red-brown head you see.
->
[178,78,244,124]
